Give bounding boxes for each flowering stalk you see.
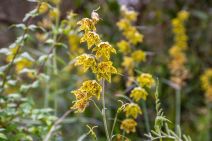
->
[169,10,189,133]
[70,10,117,140]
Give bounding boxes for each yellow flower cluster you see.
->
[123,103,142,118]
[75,54,96,72]
[92,42,116,61]
[137,73,155,88]
[117,6,143,45]
[116,6,146,86]
[120,118,137,134]
[75,11,117,82]
[130,87,148,102]
[120,73,154,133]
[200,69,212,102]
[93,61,117,82]
[168,10,189,88]
[71,80,102,112]
[71,11,117,112]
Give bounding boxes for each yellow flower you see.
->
[123,27,143,45]
[77,18,96,32]
[71,80,102,112]
[15,57,33,73]
[51,0,61,5]
[201,69,212,90]
[117,19,130,31]
[6,46,19,62]
[71,98,89,113]
[80,31,100,49]
[115,134,130,141]
[93,61,117,82]
[117,40,131,53]
[75,54,96,72]
[48,8,60,20]
[137,73,155,88]
[80,80,102,100]
[72,89,88,100]
[122,56,134,69]
[124,103,142,119]
[178,10,189,21]
[72,80,102,100]
[169,10,189,88]
[131,50,146,62]
[121,5,138,22]
[38,2,49,14]
[120,118,137,134]
[130,87,148,102]
[68,34,80,53]
[92,42,116,61]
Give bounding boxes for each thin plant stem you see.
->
[90,99,102,114]
[141,100,150,133]
[44,109,72,141]
[206,102,211,141]
[110,111,118,139]
[175,89,181,134]
[121,131,125,141]
[101,79,111,141]
[44,60,50,107]
[0,29,28,93]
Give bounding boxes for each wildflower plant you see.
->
[71,9,117,140]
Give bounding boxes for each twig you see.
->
[43,109,73,141]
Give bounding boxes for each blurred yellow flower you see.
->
[92,42,116,61]
[68,34,80,53]
[137,73,155,88]
[178,10,189,21]
[48,8,60,20]
[121,6,138,22]
[120,118,137,134]
[201,69,212,102]
[123,27,143,45]
[15,58,33,73]
[130,87,148,102]
[6,46,19,62]
[124,103,142,119]
[117,40,130,53]
[131,50,146,62]
[122,56,134,69]
[38,2,48,14]
[169,10,189,88]
[117,19,130,31]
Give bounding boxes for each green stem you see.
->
[110,111,118,139]
[141,100,150,133]
[206,102,211,141]
[101,79,111,141]
[175,89,181,134]
[121,131,125,141]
